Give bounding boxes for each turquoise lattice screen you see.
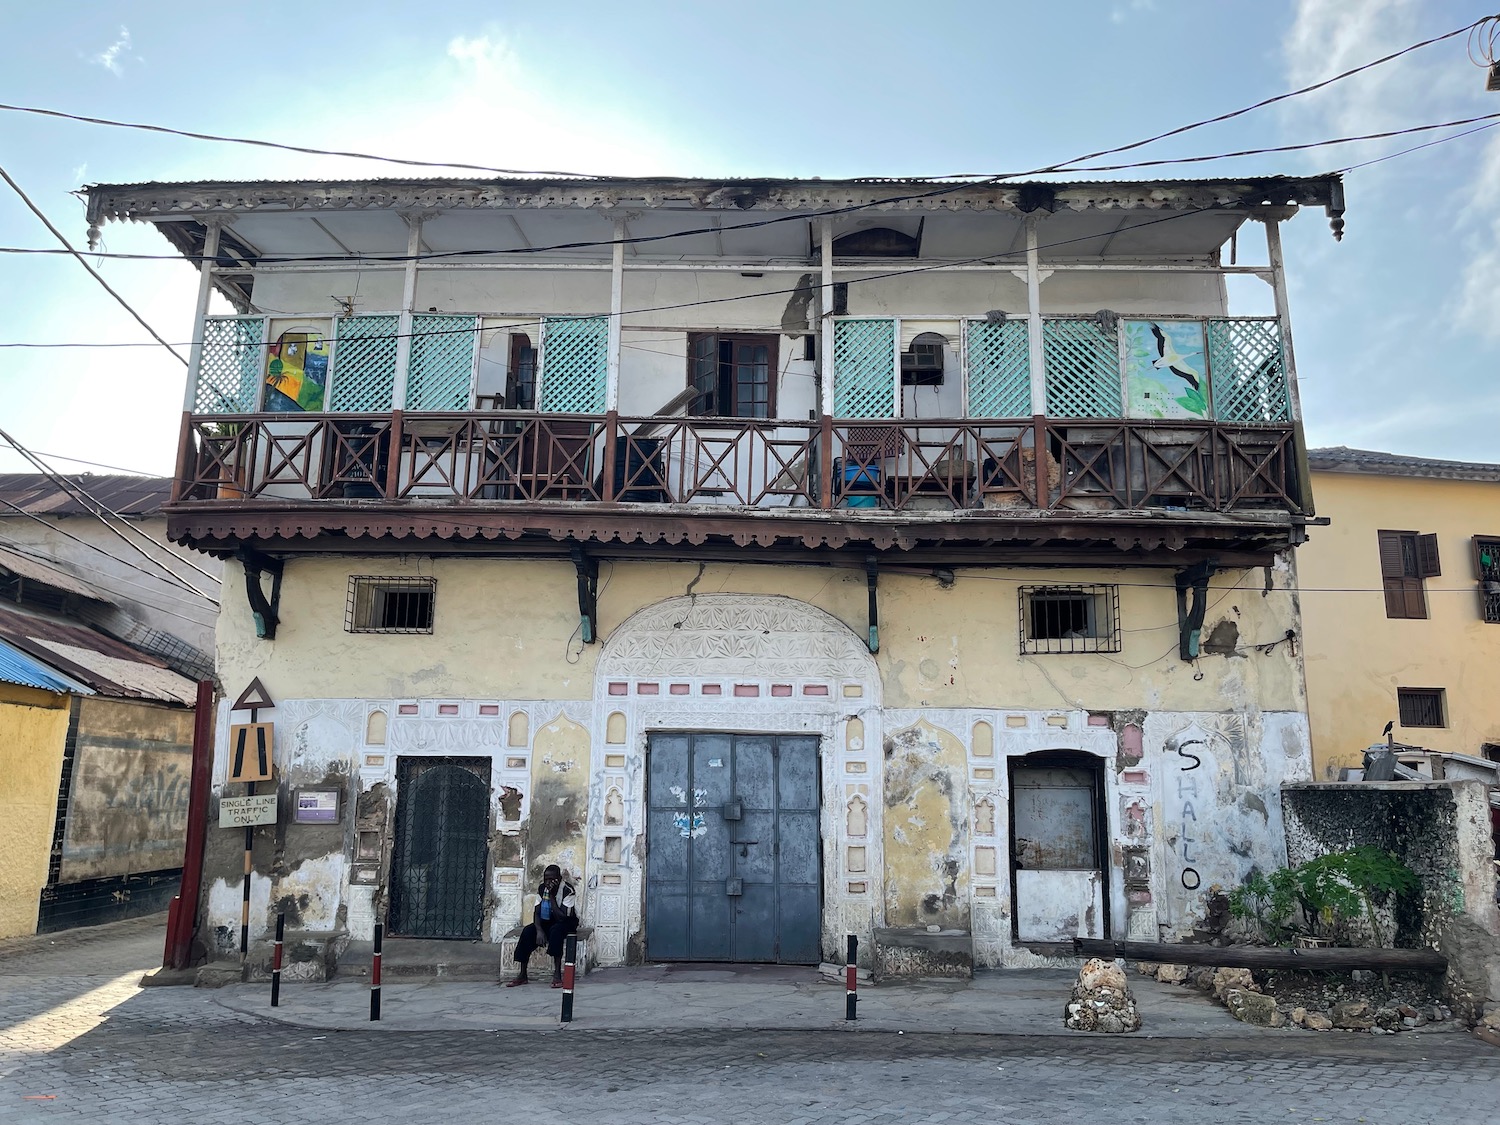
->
[1042,318,1121,418]
[539,316,608,413]
[964,318,1031,416]
[197,317,264,413]
[407,315,478,410]
[330,315,399,412]
[833,319,896,418]
[1207,319,1289,423]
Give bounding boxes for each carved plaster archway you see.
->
[588,594,884,967]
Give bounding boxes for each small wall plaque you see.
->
[293,788,341,824]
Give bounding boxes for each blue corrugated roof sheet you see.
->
[0,638,93,695]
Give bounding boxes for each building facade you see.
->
[1301,448,1500,780]
[84,174,1345,971]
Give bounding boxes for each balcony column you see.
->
[603,219,624,502]
[818,219,835,509]
[182,221,222,413]
[1262,213,1314,513]
[1024,216,1046,416]
[391,215,424,410]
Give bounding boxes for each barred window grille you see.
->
[1042,319,1121,418]
[1475,536,1500,625]
[198,317,264,413]
[1396,688,1445,728]
[539,316,608,413]
[1206,319,1290,423]
[330,315,400,412]
[964,318,1031,416]
[834,318,897,418]
[407,315,477,410]
[1019,585,1121,654]
[347,576,436,634]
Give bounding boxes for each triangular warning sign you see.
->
[231,677,276,712]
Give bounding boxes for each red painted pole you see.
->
[560,934,577,1023]
[370,923,383,1021]
[270,912,284,1007]
[164,679,215,970]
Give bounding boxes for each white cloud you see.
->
[1110,0,1156,25]
[91,27,134,77]
[1455,130,1500,340]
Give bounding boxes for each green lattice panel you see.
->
[330,316,399,412]
[964,318,1031,416]
[407,315,477,410]
[197,317,263,413]
[1207,319,1289,422]
[1043,319,1121,418]
[833,319,896,418]
[539,316,607,413]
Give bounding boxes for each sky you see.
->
[0,0,1497,476]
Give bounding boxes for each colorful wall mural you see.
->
[264,323,329,412]
[1124,320,1209,420]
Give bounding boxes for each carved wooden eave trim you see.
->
[84,175,1342,225]
[165,502,1301,560]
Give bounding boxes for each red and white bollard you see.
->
[560,934,577,1023]
[270,912,284,1007]
[845,934,858,1021]
[370,923,383,1022]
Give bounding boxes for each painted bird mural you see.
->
[1150,323,1202,390]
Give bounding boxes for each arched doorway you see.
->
[389,757,491,939]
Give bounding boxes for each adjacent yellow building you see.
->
[1301,447,1500,780]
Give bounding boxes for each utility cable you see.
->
[0,163,187,365]
[0,536,218,628]
[0,429,219,601]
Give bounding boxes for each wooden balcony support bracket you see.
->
[865,554,880,654]
[1175,559,1217,661]
[236,547,284,640]
[570,545,599,644]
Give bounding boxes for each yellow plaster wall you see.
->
[883,720,970,929]
[527,713,590,894]
[1300,471,1500,779]
[215,555,1305,714]
[0,688,71,938]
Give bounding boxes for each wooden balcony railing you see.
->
[174,412,1304,515]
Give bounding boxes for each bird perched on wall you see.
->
[1150,324,1202,390]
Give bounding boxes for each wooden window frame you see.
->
[506,332,537,410]
[1378,530,1439,620]
[1396,687,1445,729]
[685,333,779,419]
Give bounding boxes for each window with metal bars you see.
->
[1397,687,1445,728]
[1019,585,1121,654]
[1378,530,1440,620]
[1473,536,1500,624]
[347,576,436,634]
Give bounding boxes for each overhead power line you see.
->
[0,163,188,366]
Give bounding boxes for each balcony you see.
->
[170,311,1308,563]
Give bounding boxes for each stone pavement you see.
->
[2,916,1498,1125]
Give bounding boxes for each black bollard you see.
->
[560,934,577,1024]
[371,923,383,1022]
[845,934,858,1021]
[270,912,284,1007]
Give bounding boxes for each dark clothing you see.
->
[512,879,579,972]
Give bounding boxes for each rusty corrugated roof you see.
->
[0,603,194,704]
[0,474,172,517]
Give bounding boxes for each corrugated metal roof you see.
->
[0,603,194,704]
[0,638,92,695]
[0,546,116,603]
[1308,447,1500,483]
[0,474,172,517]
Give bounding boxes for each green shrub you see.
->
[1227,847,1418,947]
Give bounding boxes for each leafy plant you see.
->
[1228,847,1418,947]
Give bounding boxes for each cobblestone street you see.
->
[2,917,1496,1125]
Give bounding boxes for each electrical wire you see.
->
[0,536,218,628]
[0,445,161,476]
[0,163,188,366]
[1337,117,1500,174]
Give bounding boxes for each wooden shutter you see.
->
[1415,533,1441,578]
[1377,531,1408,578]
[687,333,718,416]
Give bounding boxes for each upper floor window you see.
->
[1396,687,1445,728]
[687,334,777,419]
[1378,530,1440,620]
[1474,536,1500,625]
[347,576,436,634]
[1019,584,1121,654]
[508,333,537,410]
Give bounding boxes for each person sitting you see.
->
[504,864,578,988]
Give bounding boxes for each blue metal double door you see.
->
[646,732,822,964]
